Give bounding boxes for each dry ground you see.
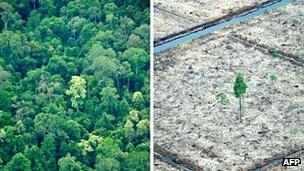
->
[154,0,271,40]
[232,0,304,57]
[154,1,304,170]
[154,158,181,171]
[154,31,304,170]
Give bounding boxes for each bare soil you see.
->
[155,158,180,171]
[154,31,304,170]
[154,7,195,41]
[154,1,304,170]
[153,0,271,40]
[232,0,304,58]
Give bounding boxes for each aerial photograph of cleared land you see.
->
[154,0,304,170]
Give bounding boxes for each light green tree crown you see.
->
[66,76,86,109]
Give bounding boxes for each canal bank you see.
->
[154,0,293,53]
[154,0,304,170]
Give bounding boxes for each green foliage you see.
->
[122,48,149,75]
[24,146,43,171]
[234,73,247,123]
[124,110,150,143]
[0,90,13,112]
[216,93,230,106]
[269,74,278,85]
[4,153,31,171]
[300,53,304,61]
[41,133,57,170]
[58,153,83,171]
[96,157,120,171]
[77,134,103,155]
[0,0,149,170]
[136,119,150,136]
[268,48,279,58]
[100,86,119,115]
[66,76,87,110]
[234,74,247,98]
[123,151,149,171]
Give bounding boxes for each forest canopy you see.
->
[0,0,150,170]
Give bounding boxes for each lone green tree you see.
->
[234,73,247,123]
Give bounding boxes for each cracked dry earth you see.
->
[154,0,272,40]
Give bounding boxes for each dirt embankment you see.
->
[154,0,281,42]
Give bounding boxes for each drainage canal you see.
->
[154,0,293,53]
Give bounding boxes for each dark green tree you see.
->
[4,153,31,171]
[24,146,43,171]
[95,157,120,171]
[100,86,119,115]
[58,153,83,171]
[233,73,247,123]
[123,151,149,171]
[41,133,57,170]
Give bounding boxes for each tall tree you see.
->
[0,2,22,31]
[58,153,83,171]
[100,86,119,115]
[4,153,31,171]
[41,133,57,170]
[122,48,149,75]
[234,73,247,123]
[24,146,43,171]
[66,76,87,111]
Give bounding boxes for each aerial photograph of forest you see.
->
[0,0,150,170]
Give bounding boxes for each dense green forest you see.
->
[0,0,150,170]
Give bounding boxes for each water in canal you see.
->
[154,0,293,53]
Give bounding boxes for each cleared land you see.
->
[259,153,304,170]
[154,7,195,40]
[154,31,304,170]
[232,0,304,58]
[154,158,180,171]
[154,0,272,40]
